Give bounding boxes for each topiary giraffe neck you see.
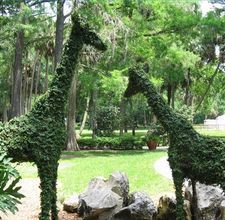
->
[125,65,198,137]
[47,23,83,112]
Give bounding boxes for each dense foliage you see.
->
[124,64,225,219]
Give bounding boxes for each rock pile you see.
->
[64,171,157,220]
[63,172,225,220]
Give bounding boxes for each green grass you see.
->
[16,150,173,199]
[195,128,225,137]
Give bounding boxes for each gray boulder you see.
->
[108,172,129,205]
[185,181,225,220]
[77,172,129,220]
[113,192,157,220]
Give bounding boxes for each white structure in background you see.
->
[204,115,225,130]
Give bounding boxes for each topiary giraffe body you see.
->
[124,65,225,220]
[0,13,106,220]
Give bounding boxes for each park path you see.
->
[154,156,173,180]
[0,179,40,220]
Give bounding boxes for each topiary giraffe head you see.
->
[71,13,107,51]
[124,63,149,98]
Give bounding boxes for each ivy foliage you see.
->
[0,151,24,215]
[0,13,106,220]
[124,64,225,220]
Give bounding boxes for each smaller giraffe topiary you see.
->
[124,64,225,220]
[0,13,106,220]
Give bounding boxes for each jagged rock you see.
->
[113,192,157,220]
[78,188,123,220]
[156,195,192,220]
[185,181,225,220]
[77,172,128,220]
[63,193,79,213]
[108,172,129,205]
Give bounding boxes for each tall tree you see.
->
[54,0,66,70]
[10,7,24,118]
[67,73,79,150]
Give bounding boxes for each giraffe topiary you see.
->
[124,64,225,220]
[0,13,106,220]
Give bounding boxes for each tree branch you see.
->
[64,11,72,20]
[28,0,56,7]
[195,62,221,112]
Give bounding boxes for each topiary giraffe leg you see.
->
[172,170,185,220]
[38,162,54,220]
[51,163,59,220]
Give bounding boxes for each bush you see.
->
[78,135,144,150]
[96,106,119,136]
[0,152,24,214]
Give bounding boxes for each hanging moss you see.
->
[0,13,106,220]
[124,64,225,220]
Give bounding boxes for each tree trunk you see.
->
[123,99,128,133]
[79,95,90,136]
[152,114,157,123]
[167,84,172,107]
[184,68,191,105]
[34,60,41,101]
[90,87,98,139]
[3,107,8,122]
[119,98,126,136]
[171,85,176,109]
[54,0,65,70]
[129,99,136,136]
[44,56,49,92]
[67,73,79,151]
[23,64,29,113]
[10,29,24,118]
[28,50,39,111]
[143,109,147,128]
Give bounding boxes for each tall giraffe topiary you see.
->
[0,13,106,220]
[124,64,225,220]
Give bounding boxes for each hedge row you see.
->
[77,136,144,150]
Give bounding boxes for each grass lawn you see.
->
[195,128,225,137]
[17,150,173,200]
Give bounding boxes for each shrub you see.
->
[78,135,144,150]
[0,152,24,214]
[96,106,119,136]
